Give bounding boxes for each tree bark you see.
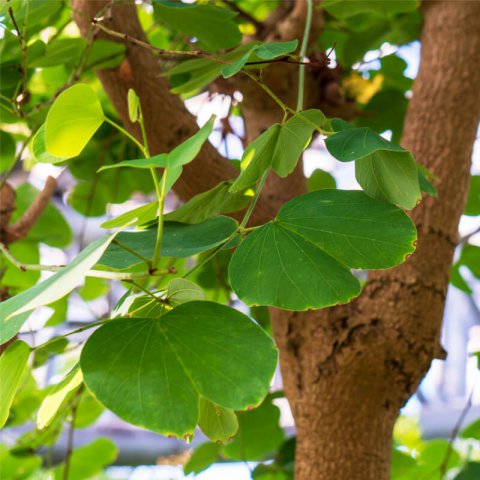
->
[72,1,480,479]
[272,2,480,479]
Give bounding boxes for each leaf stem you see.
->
[104,116,146,153]
[296,0,313,112]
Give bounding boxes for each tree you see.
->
[1,1,480,480]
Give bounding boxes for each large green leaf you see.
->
[37,367,83,430]
[81,301,277,437]
[325,125,421,209]
[153,0,242,51]
[99,217,238,269]
[230,110,325,192]
[45,84,104,158]
[0,340,30,428]
[98,116,214,172]
[0,235,115,342]
[229,189,416,310]
[198,397,239,444]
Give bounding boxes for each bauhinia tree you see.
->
[1,1,480,480]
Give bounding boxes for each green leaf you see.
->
[37,367,83,430]
[166,181,250,224]
[99,217,238,269]
[81,301,277,437]
[0,130,16,174]
[198,397,239,444]
[224,396,285,460]
[418,167,437,196]
[85,40,125,69]
[99,116,214,172]
[30,38,84,68]
[325,126,406,162]
[355,150,421,209]
[418,439,460,471]
[101,202,157,229]
[45,84,104,158]
[0,235,115,342]
[1,241,40,291]
[31,124,67,164]
[153,0,242,51]
[307,169,337,191]
[33,337,68,368]
[229,189,416,310]
[455,462,480,480]
[465,176,480,216]
[0,340,30,428]
[11,184,72,248]
[184,442,221,475]
[127,88,140,123]
[166,278,205,307]
[53,438,118,480]
[221,40,298,78]
[231,110,325,192]
[461,418,480,440]
[0,445,42,480]
[323,0,419,19]
[79,276,109,301]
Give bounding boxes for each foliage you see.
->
[0,1,478,479]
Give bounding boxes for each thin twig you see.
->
[458,226,480,245]
[62,388,83,480]
[439,391,473,479]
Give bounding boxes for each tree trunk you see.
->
[272,2,480,479]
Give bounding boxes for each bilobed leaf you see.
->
[167,278,205,307]
[45,84,104,158]
[99,217,237,269]
[166,181,250,224]
[0,340,30,428]
[53,438,118,480]
[81,301,277,437]
[224,396,285,460]
[230,110,325,192]
[153,0,242,51]
[229,189,416,310]
[0,235,115,342]
[37,367,83,430]
[198,397,238,444]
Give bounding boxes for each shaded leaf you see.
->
[198,397,238,444]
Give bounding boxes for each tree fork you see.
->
[272,2,480,479]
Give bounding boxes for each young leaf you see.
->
[0,235,115,342]
[45,84,104,158]
[0,340,30,428]
[37,367,83,430]
[127,88,140,123]
[198,397,239,444]
[81,301,277,437]
[99,217,238,270]
[230,110,325,192]
[166,278,205,307]
[229,189,416,310]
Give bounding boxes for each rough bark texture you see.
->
[72,1,480,479]
[272,2,480,479]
